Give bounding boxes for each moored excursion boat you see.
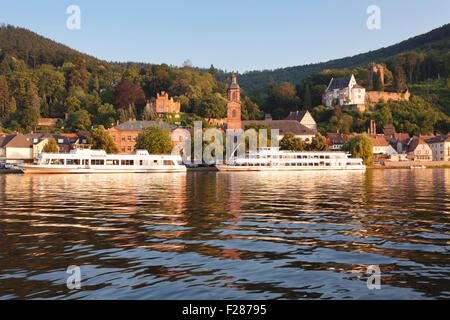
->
[18,149,186,174]
[216,147,365,171]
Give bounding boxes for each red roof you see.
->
[370,136,389,147]
[60,133,77,139]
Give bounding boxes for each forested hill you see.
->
[215,23,450,93]
[0,24,103,68]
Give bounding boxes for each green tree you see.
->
[374,105,392,126]
[69,109,91,130]
[88,125,119,153]
[198,93,227,119]
[373,71,384,91]
[21,106,40,131]
[341,134,374,165]
[280,132,305,151]
[64,96,81,113]
[94,103,117,128]
[42,138,59,153]
[309,132,329,151]
[0,75,10,118]
[393,65,407,92]
[303,84,312,109]
[135,125,173,154]
[26,81,41,112]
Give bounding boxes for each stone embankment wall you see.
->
[382,161,450,167]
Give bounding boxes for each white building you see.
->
[426,135,450,161]
[322,74,366,108]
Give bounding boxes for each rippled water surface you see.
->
[0,169,449,299]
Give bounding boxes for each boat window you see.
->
[121,160,134,166]
[82,159,89,165]
[106,160,120,165]
[51,159,64,165]
[66,159,80,165]
[91,160,105,165]
[163,160,173,166]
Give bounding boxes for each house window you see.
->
[133,136,137,142]
[121,147,125,152]
[128,146,131,152]
[58,139,63,144]
[128,136,131,142]
[113,136,116,142]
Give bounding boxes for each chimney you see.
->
[368,120,376,136]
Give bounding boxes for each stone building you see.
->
[147,91,181,115]
[367,62,385,88]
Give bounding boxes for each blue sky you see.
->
[1,0,449,72]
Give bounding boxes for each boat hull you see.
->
[18,165,187,174]
[216,165,366,171]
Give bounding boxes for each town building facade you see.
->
[109,120,175,154]
[0,134,33,163]
[426,135,450,161]
[285,110,317,130]
[407,136,434,161]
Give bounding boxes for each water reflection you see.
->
[0,170,449,299]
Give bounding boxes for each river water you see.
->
[0,169,449,299]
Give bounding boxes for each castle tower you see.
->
[367,63,384,88]
[227,74,241,130]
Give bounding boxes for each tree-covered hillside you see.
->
[217,23,450,93]
[0,24,264,133]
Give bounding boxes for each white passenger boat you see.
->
[18,149,187,174]
[216,147,365,171]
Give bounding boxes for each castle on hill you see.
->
[322,63,410,112]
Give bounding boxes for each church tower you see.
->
[227,74,242,130]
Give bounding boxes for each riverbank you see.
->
[187,167,218,172]
[368,163,450,169]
